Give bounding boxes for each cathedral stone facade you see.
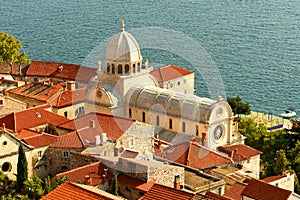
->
[86,21,243,150]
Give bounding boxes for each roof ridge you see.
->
[57,162,100,177]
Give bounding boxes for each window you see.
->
[169,119,173,129]
[129,108,132,118]
[0,99,3,106]
[184,79,187,84]
[177,81,180,85]
[125,186,131,192]
[118,64,122,74]
[196,125,199,136]
[184,90,187,94]
[34,77,38,82]
[1,162,12,172]
[218,187,222,195]
[38,151,42,159]
[111,64,115,74]
[106,63,111,73]
[156,115,160,126]
[64,111,68,117]
[60,166,69,172]
[75,82,79,89]
[170,83,173,88]
[63,151,69,158]
[133,64,136,73]
[129,138,134,147]
[2,141,7,146]
[142,112,146,122]
[182,122,186,133]
[125,64,130,74]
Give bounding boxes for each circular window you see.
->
[2,162,12,172]
[2,141,7,146]
[214,125,225,141]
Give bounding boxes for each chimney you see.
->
[84,175,90,185]
[174,175,181,190]
[113,147,119,157]
[57,65,63,72]
[89,120,95,128]
[67,81,75,91]
[95,135,101,145]
[217,95,223,102]
[102,133,107,142]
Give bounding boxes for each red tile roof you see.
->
[41,182,118,200]
[140,184,197,200]
[57,112,135,142]
[224,182,247,200]
[242,179,292,200]
[17,129,40,140]
[0,104,69,132]
[262,175,285,183]
[150,65,193,82]
[56,162,112,186]
[120,150,139,159]
[118,175,154,192]
[50,131,85,149]
[205,191,233,200]
[217,144,262,162]
[155,140,231,170]
[22,133,58,148]
[8,82,85,108]
[26,61,96,82]
[50,87,86,108]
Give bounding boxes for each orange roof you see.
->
[0,104,69,132]
[150,65,193,82]
[242,179,292,200]
[27,61,96,82]
[224,182,247,200]
[57,112,135,142]
[41,182,118,200]
[155,140,231,170]
[205,191,233,200]
[56,162,112,186]
[217,144,262,162]
[140,184,196,200]
[17,129,40,140]
[262,175,285,183]
[118,175,154,192]
[50,131,85,149]
[22,133,58,148]
[120,150,139,159]
[50,87,86,108]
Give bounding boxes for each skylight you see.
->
[35,112,41,118]
[167,147,175,153]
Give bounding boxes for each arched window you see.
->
[137,63,141,72]
[132,64,136,73]
[125,64,130,74]
[169,119,173,129]
[156,115,160,126]
[118,64,123,74]
[129,108,132,118]
[111,64,115,74]
[106,63,111,73]
[196,125,199,136]
[182,122,186,133]
[2,162,12,172]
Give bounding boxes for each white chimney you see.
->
[102,133,107,142]
[95,135,101,145]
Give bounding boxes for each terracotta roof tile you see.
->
[41,182,119,200]
[205,191,233,200]
[223,182,247,200]
[118,175,155,192]
[50,87,86,107]
[120,150,139,159]
[140,184,196,200]
[155,140,231,170]
[242,179,292,200]
[56,162,112,186]
[150,65,193,82]
[50,131,85,149]
[217,144,262,162]
[27,61,96,82]
[22,133,58,148]
[0,104,69,132]
[262,175,285,183]
[57,112,135,142]
[17,129,40,140]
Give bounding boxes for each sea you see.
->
[0,0,299,116]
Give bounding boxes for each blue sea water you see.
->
[0,0,299,116]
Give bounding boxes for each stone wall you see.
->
[0,95,27,117]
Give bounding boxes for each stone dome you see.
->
[105,26,142,64]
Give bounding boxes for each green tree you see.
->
[0,32,30,64]
[17,142,28,192]
[227,96,251,116]
[111,175,118,196]
[52,176,69,189]
[274,149,290,175]
[24,175,44,199]
[44,176,52,195]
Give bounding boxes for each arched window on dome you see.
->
[125,64,130,74]
[132,64,136,73]
[111,64,115,74]
[106,63,111,73]
[118,64,123,74]
[137,63,141,72]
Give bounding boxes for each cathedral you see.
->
[86,21,243,150]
